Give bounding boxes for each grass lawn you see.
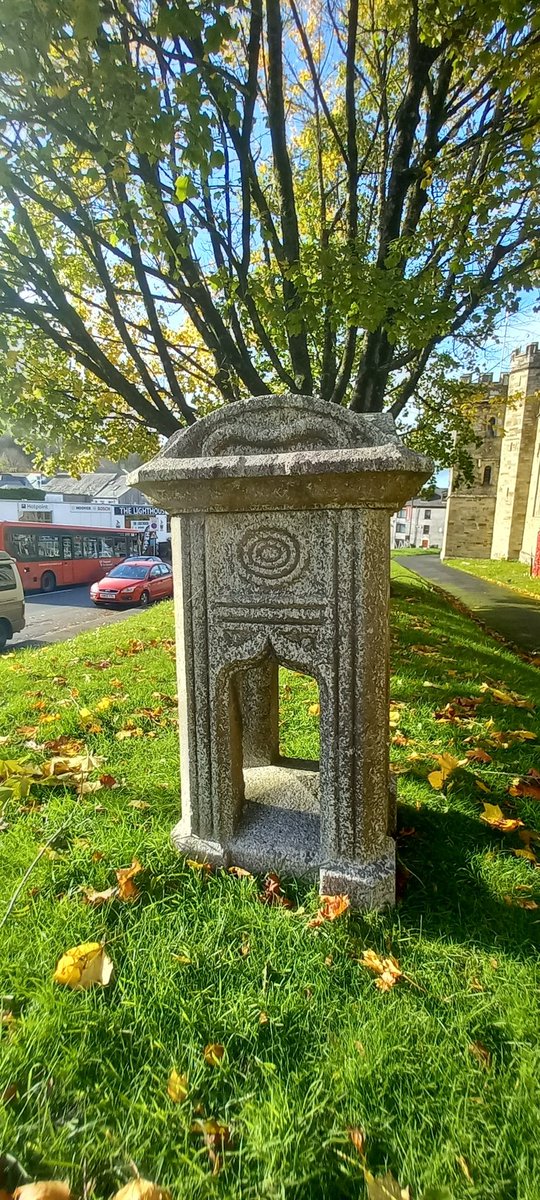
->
[1,572,540,1200]
[447,558,540,602]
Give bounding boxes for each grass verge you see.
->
[0,577,539,1200]
[446,557,540,601]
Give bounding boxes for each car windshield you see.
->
[108,564,148,580]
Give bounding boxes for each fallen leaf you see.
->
[44,737,85,755]
[391,732,409,746]
[261,872,293,908]
[308,894,350,927]
[363,1169,410,1200]
[475,779,491,794]
[503,893,539,909]
[258,1010,269,1024]
[53,942,113,990]
[167,1068,189,1102]
[513,846,537,863]
[129,799,150,810]
[81,886,117,908]
[186,858,212,873]
[203,1043,225,1065]
[347,1126,365,1156]
[191,1118,232,1175]
[308,702,320,716]
[427,752,463,790]
[1,1082,19,1104]
[228,865,254,879]
[480,803,523,833]
[480,683,534,709]
[389,702,405,728]
[466,748,492,764]
[456,1155,473,1183]
[99,774,118,788]
[468,1041,491,1069]
[13,1185,71,1200]
[115,859,143,901]
[112,1182,171,1200]
[509,771,540,801]
[360,949,403,991]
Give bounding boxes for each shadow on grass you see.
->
[394,802,539,957]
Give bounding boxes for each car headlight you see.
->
[122,586,136,594]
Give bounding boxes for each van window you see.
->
[0,562,17,592]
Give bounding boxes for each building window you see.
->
[396,521,406,532]
[397,509,406,518]
[482,465,492,485]
[422,524,430,534]
[424,509,431,519]
[487,416,497,438]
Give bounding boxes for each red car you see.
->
[90,559,173,607]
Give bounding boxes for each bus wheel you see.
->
[0,620,10,650]
[139,590,150,608]
[41,571,56,593]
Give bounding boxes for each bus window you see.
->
[113,535,127,558]
[6,529,37,559]
[62,536,73,559]
[73,536,83,559]
[99,536,114,558]
[37,533,61,559]
[83,536,98,558]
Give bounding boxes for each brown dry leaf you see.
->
[167,1068,189,1103]
[509,771,540,801]
[99,774,118,789]
[191,1118,232,1175]
[261,872,294,908]
[13,1186,71,1200]
[468,1041,491,1069]
[115,727,143,740]
[44,736,85,756]
[53,942,113,990]
[228,865,254,879]
[113,1182,171,1200]
[389,702,405,728]
[115,859,143,901]
[391,732,409,747]
[466,748,492,764]
[203,1042,225,1066]
[347,1127,365,1157]
[363,1169,410,1200]
[503,893,539,909]
[480,803,523,834]
[360,949,403,991]
[308,893,350,928]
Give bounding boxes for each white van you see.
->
[0,550,25,650]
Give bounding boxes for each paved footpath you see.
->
[395,554,540,655]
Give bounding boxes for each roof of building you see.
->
[411,497,447,508]
[45,472,119,497]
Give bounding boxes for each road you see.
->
[396,553,540,655]
[3,585,140,652]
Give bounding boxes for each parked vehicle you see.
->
[0,549,26,649]
[90,559,173,607]
[0,522,143,592]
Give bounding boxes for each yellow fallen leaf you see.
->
[113,1182,171,1200]
[203,1042,225,1065]
[228,865,254,879]
[308,702,320,716]
[13,1185,71,1200]
[360,949,403,991]
[167,1068,189,1102]
[53,942,113,990]
[81,886,117,907]
[308,894,350,927]
[363,1169,410,1200]
[186,858,212,872]
[456,1155,473,1183]
[513,846,537,863]
[428,752,463,790]
[94,697,114,712]
[480,803,523,833]
[480,683,534,709]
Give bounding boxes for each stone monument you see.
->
[132,394,431,907]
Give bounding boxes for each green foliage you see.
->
[0,0,539,465]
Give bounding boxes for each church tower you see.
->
[441,375,505,560]
[491,343,540,560]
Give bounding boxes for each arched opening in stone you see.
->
[224,653,323,874]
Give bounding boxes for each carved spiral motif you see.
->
[237,527,302,582]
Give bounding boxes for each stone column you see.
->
[132,394,431,909]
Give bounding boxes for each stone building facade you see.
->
[442,343,540,564]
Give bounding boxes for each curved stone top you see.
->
[160,394,400,458]
[131,394,433,513]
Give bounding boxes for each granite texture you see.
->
[133,394,432,909]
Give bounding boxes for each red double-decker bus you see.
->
[0,522,143,592]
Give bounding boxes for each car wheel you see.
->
[41,571,56,593]
[0,619,10,650]
[139,590,150,608]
